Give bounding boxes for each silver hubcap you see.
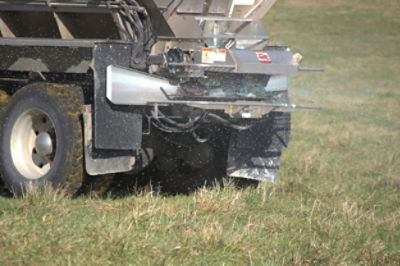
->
[35,132,53,156]
[10,109,56,180]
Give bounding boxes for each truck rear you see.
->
[0,0,318,195]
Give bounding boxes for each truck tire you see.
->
[0,90,10,192]
[0,83,84,196]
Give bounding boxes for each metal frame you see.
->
[0,37,108,47]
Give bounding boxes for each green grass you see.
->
[1,0,400,264]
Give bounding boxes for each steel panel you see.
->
[93,43,142,150]
[177,0,231,14]
[232,49,298,75]
[227,112,291,182]
[0,45,92,73]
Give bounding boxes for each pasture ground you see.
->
[1,0,399,264]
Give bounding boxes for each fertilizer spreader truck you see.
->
[0,0,318,195]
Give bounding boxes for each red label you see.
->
[255,51,272,64]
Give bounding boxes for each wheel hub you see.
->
[10,109,56,180]
[35,132,53,156]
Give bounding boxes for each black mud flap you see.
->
[227,112,291,182]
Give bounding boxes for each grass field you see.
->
[1,0,399,264]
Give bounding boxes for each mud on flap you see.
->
[227,112,291,182]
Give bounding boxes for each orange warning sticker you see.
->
[202,48,227,64]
